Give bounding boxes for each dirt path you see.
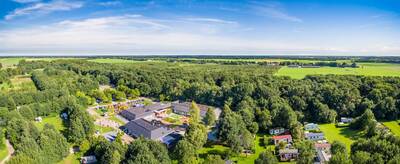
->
[0,140,15,164]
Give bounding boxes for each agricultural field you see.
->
[319,123,359,152]
[34,116,65,131]
[0,75,37,92]
[382,120,400,136]
[276,63,400,79]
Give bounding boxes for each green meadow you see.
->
[276,63,400,79]
[34,116,65,131]
[382,120,400,136]
[319,123,359,153]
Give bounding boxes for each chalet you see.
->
[272,135,292,145]
[120,103,171,121]
[80,155,97,164]
[315,143,332,164]
[171,101,221,119]
[305,132,324,141]
[340,117,353,123]
[279,149,298,161]
[288,65,301,68]
[122,118,174,140]
[304,123,319,131]
[269,128,285,135]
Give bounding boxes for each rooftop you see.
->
[272,135,292,140]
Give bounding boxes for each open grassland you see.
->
[319,123,359,152]
[0,75,36,92]
[276,63,400,79]
[88,58,162,63]
[34,116,65,131]
[0,57,82,69]
[382,120,400,136]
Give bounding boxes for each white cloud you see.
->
[5,0,83,20]
[13,0,41,3]
[184,18,237,25]
[98,1,122,6]
[252,2,303,23]
[0,15,398,55]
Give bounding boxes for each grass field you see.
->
[319,123,359,152]
[58,153,80,164]
[276,63,400,79]
[382,120,400,136]
[94,125,114,134]
[0,75,37,92]
[88,58,162,63]
[0,135,8,162]
[34,116,65,131]
[197,134,291,164]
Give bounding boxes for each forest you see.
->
[0,58,399,164]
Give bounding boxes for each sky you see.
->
[0,0,399,56]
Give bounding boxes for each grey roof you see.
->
[172,101,221,118]
[279,149,299,154]
[305,132,324,137]
[123,119,173,140]
[120,102,171,121]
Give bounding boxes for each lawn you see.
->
[109,115,126,125]
[275,63,400,79]
[58,153,80,164]
[0,58,23,68]
[319,123,359,152]
[95,125,114,134]
[382,120,400,136]
[198,134,286,164]
[0,136,8,162]
[34,116,65,131]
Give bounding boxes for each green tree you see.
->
[203,108,216,126]
[296,140,315,164]
[190,101,201,123]
[172,139,197,164]
[202,155,225,164]
[185,123,207,149]
[331,141,346,155]
[18,106,35,120]
[329,152,352,164]
[255,151,278,164]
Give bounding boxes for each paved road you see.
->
[0,140,15,164]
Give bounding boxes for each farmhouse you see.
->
[122,118,174,140]
[269,128,286,135]
[279,149,298,161]
[120,103,171,121]
[304,123,319,131]
[305,132,325,141]
[272,134,293,145]
[171,101,221,119]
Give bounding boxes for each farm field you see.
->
[319,123,359,152]
[0,75,37,92]
[88,58,162,63]
[34,116,65,131]
[276,63,400,79]
[382,120,400,136]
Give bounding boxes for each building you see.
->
[120,103,171,121]
[315,143,332,164]
[305,132,324,141]
[304,123,319,131]
[269,128,286,135]
[80,155,97,164]
[171,101,221,119]
[123,118,174,140]
[279,149,298,161]
[340,117,353,123]
[272,135,293,145]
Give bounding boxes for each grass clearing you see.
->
[275,63,400,79]
[0,136,8,162]
[109,115,126,125]
[58,153,80,164]
[319,123,359,152]
[0,75,37,92]
[382,120,400,136]
[198,134,286,164]
[95,125,114,134]
[34,116,65,131]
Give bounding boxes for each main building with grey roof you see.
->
[171,101,221,119]
[123,119,174,140]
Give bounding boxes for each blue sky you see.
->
[0,0,399,56]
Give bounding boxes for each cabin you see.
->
[305,132,324,141]
[269,128,285,135]
[279,149,298,161]
[304,123,319,131]
[80,155,97,164]
[272,135,293,145]
[315,143,332,164]
[122,118,174,140]
[340,117,353,123]
[34,117,42,122]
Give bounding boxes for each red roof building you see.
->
[272,135,292,145]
